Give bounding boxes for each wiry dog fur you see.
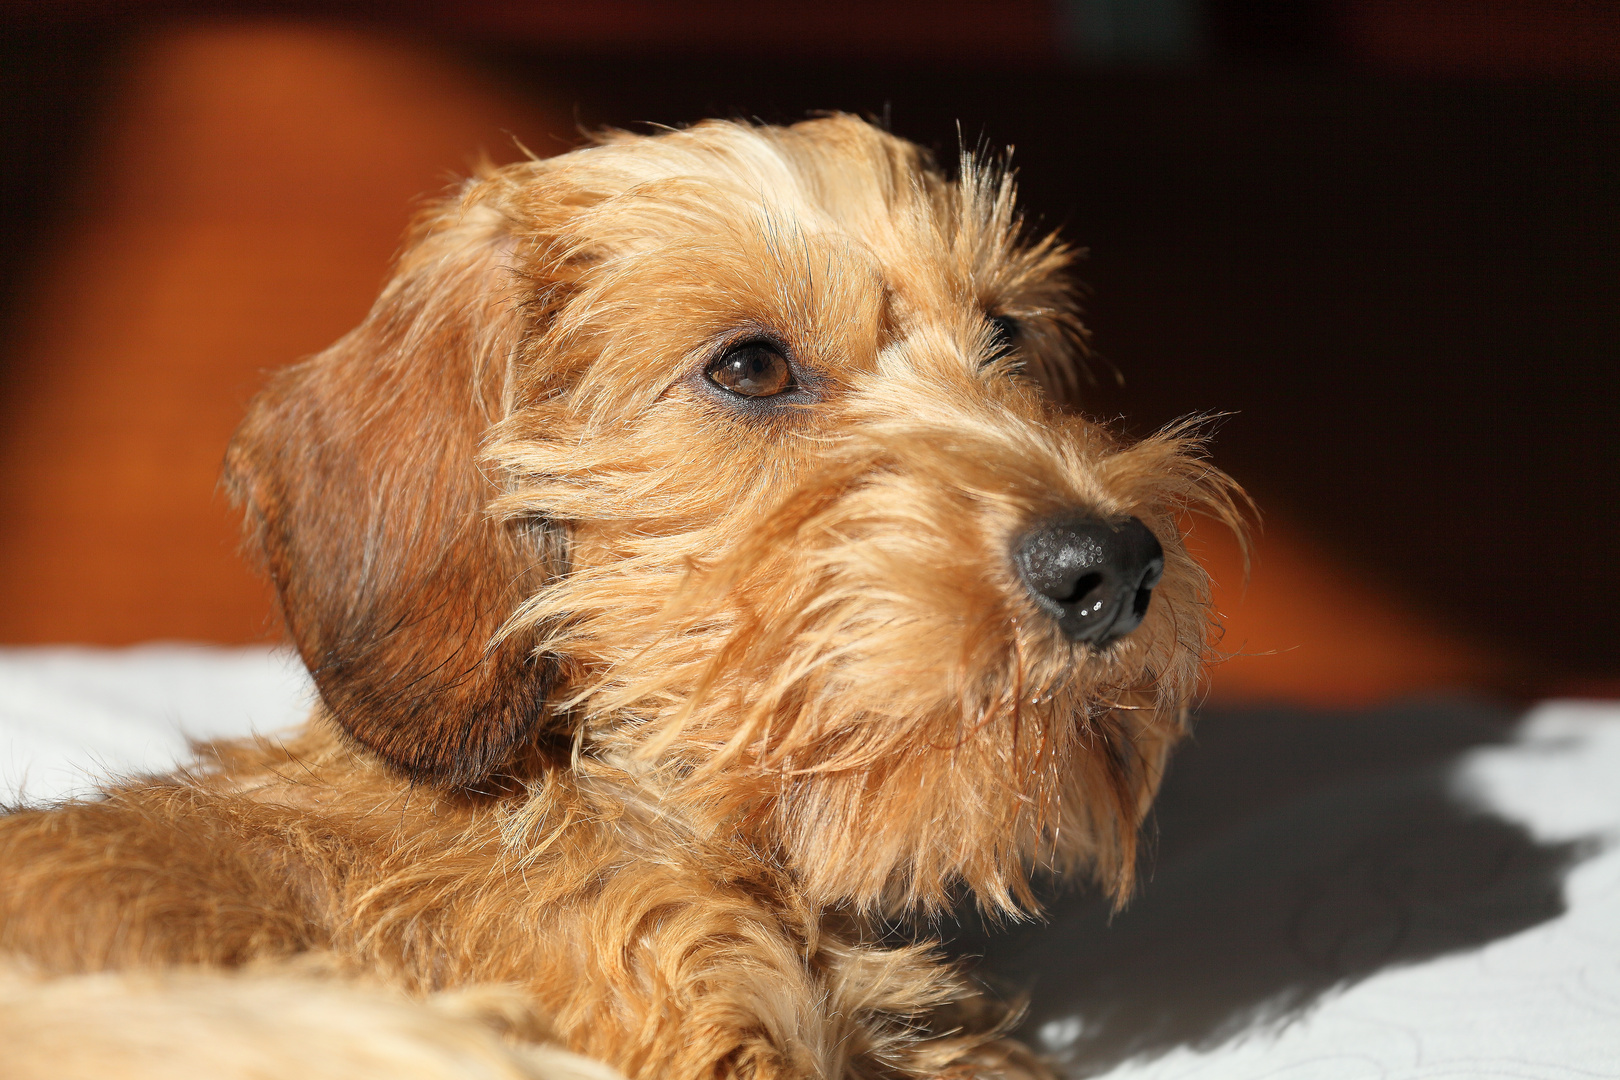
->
[0,116,1243,1079]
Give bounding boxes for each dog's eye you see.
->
[985,315,1021,364]
[706,341,794,398]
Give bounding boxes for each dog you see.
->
[0,115,1243,1079]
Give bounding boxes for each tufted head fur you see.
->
[223,114,1245,919]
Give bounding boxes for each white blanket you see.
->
[2,646,1616,1077]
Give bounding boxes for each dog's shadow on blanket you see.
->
[945,701,1595,1077]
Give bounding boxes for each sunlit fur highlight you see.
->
[0,116,1244,1080]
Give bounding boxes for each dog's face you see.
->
[226,117,1242,915]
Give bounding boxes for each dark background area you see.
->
[1,1,1616,690]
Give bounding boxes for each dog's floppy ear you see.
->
[225,194,553,786]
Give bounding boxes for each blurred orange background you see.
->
[2,3,1615,707]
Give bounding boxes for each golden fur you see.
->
[0,116,1243,1079]
[0,956,623,1080]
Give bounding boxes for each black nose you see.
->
[1014,513,1165,646]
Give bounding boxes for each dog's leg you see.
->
[332,839,1044,1080]
[811,934,1057,1080]
[335,857,834,1080]
[0,782,330,972]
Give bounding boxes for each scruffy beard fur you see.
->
[0,116,1244,1080]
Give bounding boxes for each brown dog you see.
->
[0,116,1242,1079]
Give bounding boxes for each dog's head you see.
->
[226,116,1244,915]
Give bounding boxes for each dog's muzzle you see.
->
[1014,513,1165,646]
